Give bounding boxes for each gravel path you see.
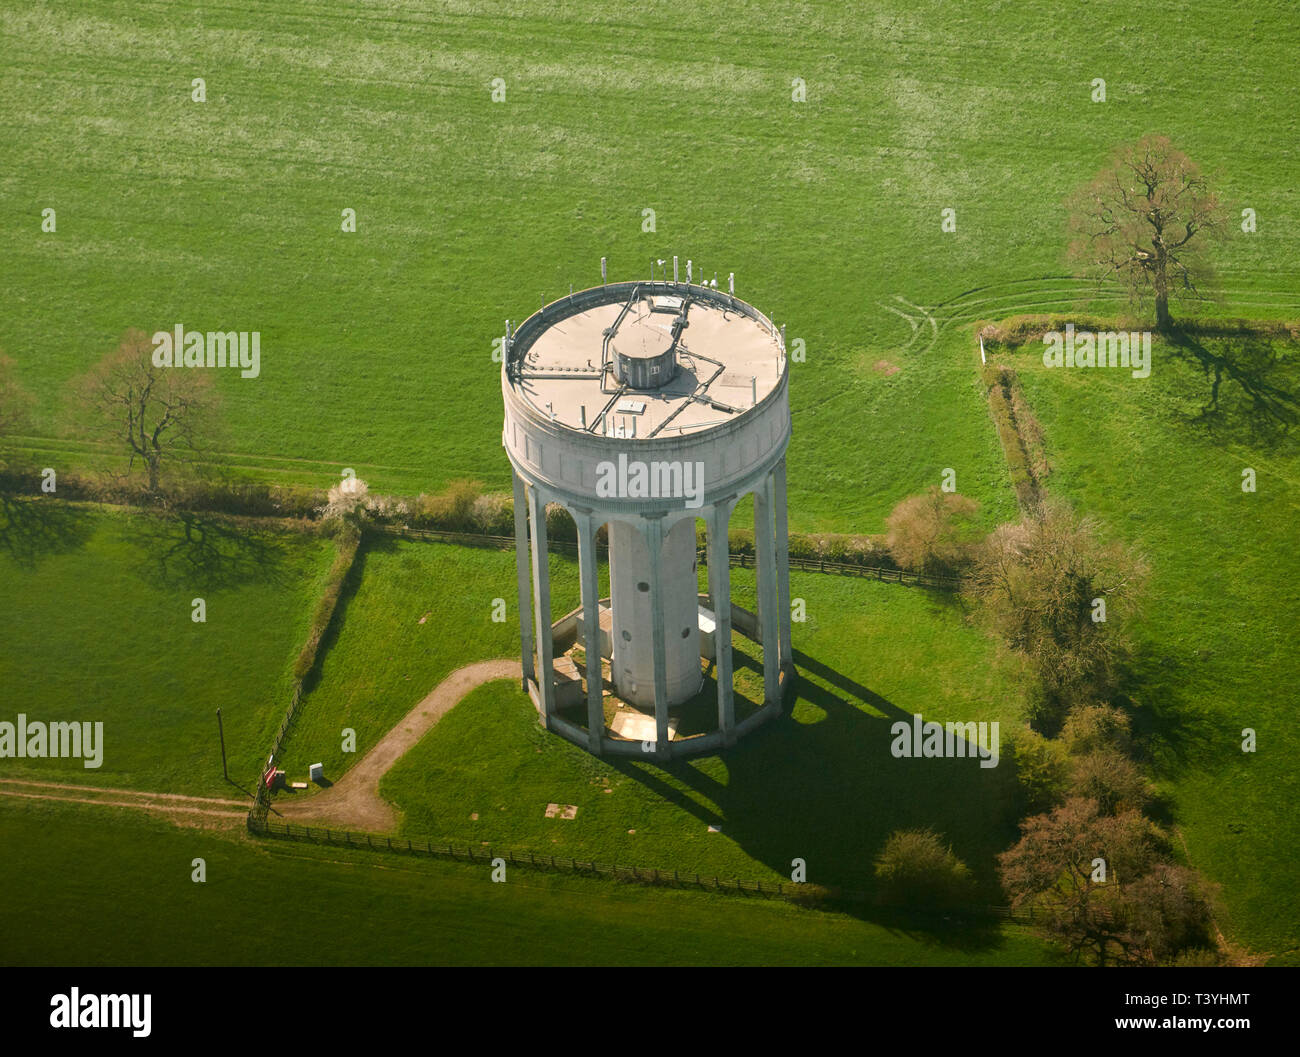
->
[274,658,521,832]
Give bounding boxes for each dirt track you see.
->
[273,658,521,831]
[0,777,249,827]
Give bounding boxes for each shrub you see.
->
[874,829,974,909]
[544,501,576,542]
[415,479,483,531]
[1004,725,1069,816]
[884,486,981,575]
[470,492,514,536]
[728,527,755,557]
[1068,748,1150,815]
[787,883,834,908]
[1062,702,1133,757]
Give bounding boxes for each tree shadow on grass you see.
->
[606,646,1025,951]
[121,509,293,592]
[1164,327,1300,449]
[0,495,98,568]
[1114,650,1242,786]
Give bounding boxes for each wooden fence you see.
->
[376,524,961,590]
[246,815,1034,922]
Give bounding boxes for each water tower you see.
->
[501,275,793,760]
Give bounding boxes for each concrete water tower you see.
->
[501,276,794,760]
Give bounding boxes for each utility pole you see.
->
[216,708,228,781]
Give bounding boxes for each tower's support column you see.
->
[644,515,671,759]
[575,511,604,753]
[754,473,781,708]
[772,458,794,693]
[512,472,534,692]
[707,499,736,745]
[528,485,556,720]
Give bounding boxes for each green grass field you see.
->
[2,0,1298,966]
[0,797,1061,966]
[283,536,1032,895]
[0,503,335,796]
[4,1,1297,531]
[275,536,588,781]
[994,330,1300,958]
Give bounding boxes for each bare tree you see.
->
[968,501,1146,729]
[1000,798,1217,965]
[71,329,220,492]
[1068,134,1226,330]
[998,798,1159,965]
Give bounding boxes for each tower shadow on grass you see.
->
[605,646,1024,950]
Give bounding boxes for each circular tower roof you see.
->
[505,282,785,440]
[502,281,790,514]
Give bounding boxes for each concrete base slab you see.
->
[611,709,678,742]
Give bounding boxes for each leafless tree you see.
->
[71,329,219,492]
[968,501,1146,727]
[999,798,1160,965]
[1068,134,1226,329]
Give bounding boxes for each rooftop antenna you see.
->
[601,256,607,284]
[686,259,693,284]
[673,256,679,283]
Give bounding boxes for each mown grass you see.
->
[275,536,592,783]
[4,1,1297,532]
[369,553,1031,898]
[3,0,1298,966]
[993,328,1300,958]
[0,797,1062,965]
[0,503,335,796]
